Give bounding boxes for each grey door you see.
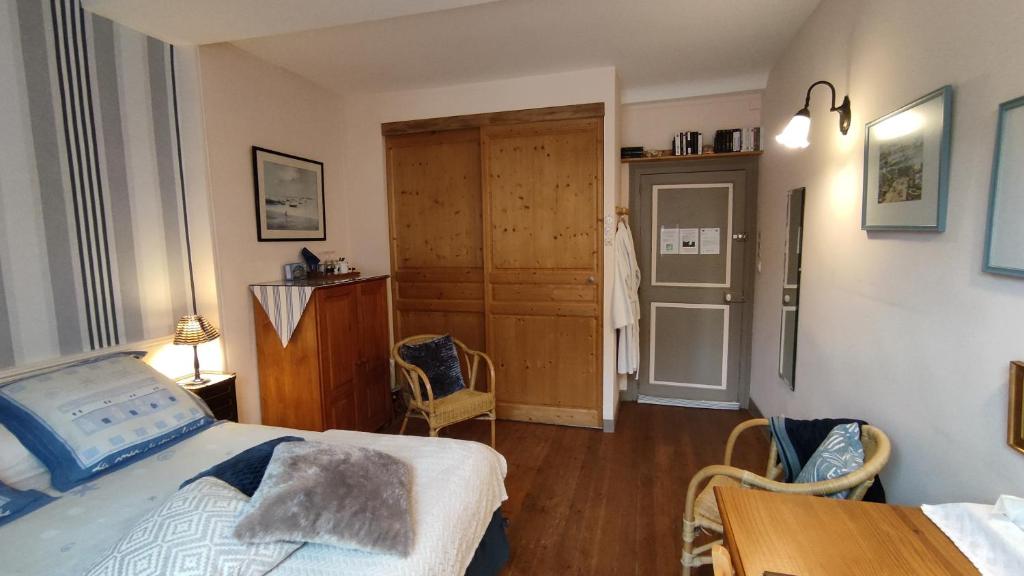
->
[631,166,754,407]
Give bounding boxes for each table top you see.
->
[249,273,388,288]
[715,486,979,576]
[176,371,235,390]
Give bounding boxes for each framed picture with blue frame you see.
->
[983,95,1024,278]
[862,85,952,231]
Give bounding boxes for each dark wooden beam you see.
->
[381,102,605,136]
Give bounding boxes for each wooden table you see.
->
[715,486,979,576]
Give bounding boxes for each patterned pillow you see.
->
[794,422,865,499]
[0,479,54,527]
[86,477,300,576]
[0,353,214,491]
[180,436,305,497]
[399,335,466,400]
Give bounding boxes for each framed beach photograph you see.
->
[862,85,952,231]
[252,146,326,241]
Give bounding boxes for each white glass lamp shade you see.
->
[776,110,812,149]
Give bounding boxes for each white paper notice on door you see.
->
[700,227,721,255]
[678,228,698,254]
[660,227,679,254]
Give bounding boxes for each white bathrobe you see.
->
[612,220,641,376]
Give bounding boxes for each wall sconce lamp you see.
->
[776,80,852,149]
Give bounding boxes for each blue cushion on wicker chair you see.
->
[398,335,466,400]
[794,422,864,499]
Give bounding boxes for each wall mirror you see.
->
[779,187,805,389]
[985,96,1024,277]
[1011,362,1024,455]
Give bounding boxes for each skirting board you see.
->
[497,402,601,429]
[637,395,739,410]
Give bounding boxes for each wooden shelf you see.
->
[621,150,762,164]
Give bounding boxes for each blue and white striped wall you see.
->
[0,0,195,369]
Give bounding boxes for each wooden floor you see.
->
[387,402,769,576]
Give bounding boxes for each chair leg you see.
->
[399,409,411,436]
[681,518,695,576]
[490,415,496,448]
[429,425,439,438]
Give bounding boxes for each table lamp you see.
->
[174,314,221,385]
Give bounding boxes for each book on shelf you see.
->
[620,146,644,159]
[667,127,762,157]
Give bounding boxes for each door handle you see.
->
[586,275,597,285]
[724,293,746,304]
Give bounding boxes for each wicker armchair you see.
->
[681,418,892,575]
[391,335,497,447]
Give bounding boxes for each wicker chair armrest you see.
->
[684,465,750,521]
[448,337,495,396]
[465,349,496,395]
[858,425,892,482]
[390,343,436,408]
[685,457,886,521]
[723,418,769,466]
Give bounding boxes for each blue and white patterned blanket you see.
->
[0,422,507,576]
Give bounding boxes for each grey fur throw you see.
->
[233,441,413,557]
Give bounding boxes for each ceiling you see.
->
[84,0,821,103]
[81,0,503,44]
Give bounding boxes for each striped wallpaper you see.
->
[0,0,193,369]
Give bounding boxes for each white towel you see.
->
[922,500,1024,576]
[994,495,1024,530]
[612,220,641,377]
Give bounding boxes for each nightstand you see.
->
[178,372,238,422]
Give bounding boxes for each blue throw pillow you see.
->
[0,479,55,527]
[0,353,214,492]
[180,436,304,497]
[399,335,466,400]
[794,422,865,499]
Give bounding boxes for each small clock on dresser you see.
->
[177,372,238,422]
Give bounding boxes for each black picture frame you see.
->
[252,146,326,242]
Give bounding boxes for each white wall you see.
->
[618,92,762,207]
[620,92,762,154]
[198,44,349,423]
[340,67,621,423]
[752,0,1024,504]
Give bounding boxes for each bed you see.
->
[0,354,508,576]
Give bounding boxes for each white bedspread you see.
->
[0,422,507,576]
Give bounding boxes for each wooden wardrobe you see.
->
[385,104,604,428]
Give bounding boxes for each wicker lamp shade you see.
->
[173,314,220,346]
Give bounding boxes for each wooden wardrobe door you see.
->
[253,295,324,431]
[386,129,485,350]
[356,279,391,431]
[482,117,604,428]
[317,285,360,431]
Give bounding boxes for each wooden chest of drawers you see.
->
[253,276,391,432]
